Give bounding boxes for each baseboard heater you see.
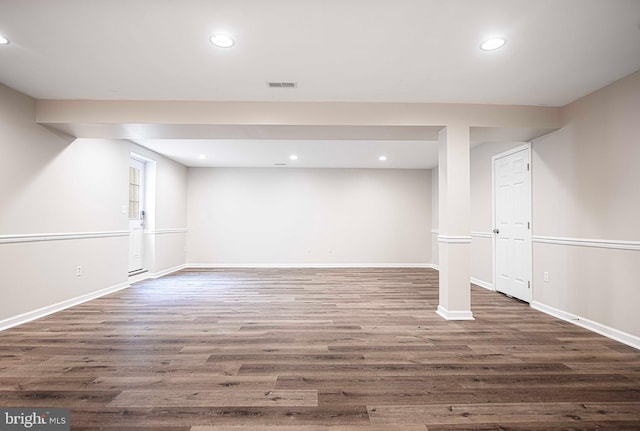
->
[128,269,148,277]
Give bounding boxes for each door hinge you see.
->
[527,163,530,171]
[528,280,531,289]
[527,221,531,229]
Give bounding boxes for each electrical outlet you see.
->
[76,266,82,277]
[543,271,549,282]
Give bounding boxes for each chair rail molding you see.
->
[471,231,493,239]
[144,228,188,235]
[0,230,129,244]
[532,235,640,251]
[438,235,473,244]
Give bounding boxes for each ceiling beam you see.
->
[37,99,560,129]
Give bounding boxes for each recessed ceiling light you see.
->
[289,154,298,161]
[198,154,207,160]
[210,33,235,48]
[378,156,387,161]
[480,37,506,51]
[0,35,9,45]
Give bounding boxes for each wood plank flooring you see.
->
[0,268,639,430]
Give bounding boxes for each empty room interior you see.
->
[1,1,639,430]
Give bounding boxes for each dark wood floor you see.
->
[1,268,639,430]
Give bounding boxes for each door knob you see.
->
[493,228,500,234]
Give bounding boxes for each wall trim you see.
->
[532,235,640,251]
[128,264,187,284]
[152,264,188,278]
[471,277,494,291]
[531,301,640,350]
[438,235,473,244]
[0,282,130,332]
[188,263,436,269]
[436,305,475,321]
[0,230,129,245]
[471,231,493,239]
[144,228,188,235]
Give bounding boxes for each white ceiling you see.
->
[1,0,639,168]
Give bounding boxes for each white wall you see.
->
[187,167,431,265]
[0,83,187,325]
[460,70,640,342]
[531,70,640,339]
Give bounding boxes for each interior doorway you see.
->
[492,144,532,302]
[128,157,146,274]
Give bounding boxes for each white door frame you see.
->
[491,143,533,302]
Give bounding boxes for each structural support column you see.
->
[437,125,474,320]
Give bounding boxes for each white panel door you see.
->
[493,146,531,302]
[128,158,145,273]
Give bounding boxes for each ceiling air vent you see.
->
[267,82,297,88]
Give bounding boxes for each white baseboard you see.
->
[127,269,152,284]
[436,305,475,321]
[152,263,187,279]
[187,262,435,269]
[471,277,495,291]
[128,264,188,284]
[0,281,130,332]
[531,301,640,350]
